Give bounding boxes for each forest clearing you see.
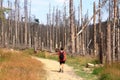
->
[0,0,120,80]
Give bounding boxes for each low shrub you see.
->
[100,73,112,80]
[92,67,104,75]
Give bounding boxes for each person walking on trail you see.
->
[58,47,66,73]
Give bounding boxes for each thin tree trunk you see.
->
[58,10,61,48]
[117,5,120,61]
[15,0,19,47]
[46,14,49,49]
[55,8,58,48]
[0,0,4,47]
[7,0,11,47]
[24,0,28,47]
[63,4,67,50]
[49,5,52,51]
[76,6,80,53]
[28,0,31,48]
[93,2,97,56]
[52,7,55,50]
[118,25,120,61]
[80,0,82,55]
[98,0,103,64]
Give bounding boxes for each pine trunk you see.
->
[112,0,117,62]
[69,0,75,54]
[24,0,28,47]
[106,22,111,65]
[93,2,97,56]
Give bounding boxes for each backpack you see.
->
[59,51,64,60]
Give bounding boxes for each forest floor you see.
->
[32,57,84,80]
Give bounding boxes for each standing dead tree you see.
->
[106,22,112,65]
[93,2,97,56]
[14,0,19,47]
[112,0,117,62]
[24,0,28,47]
[69,0,75,54]
[0,0,4,47]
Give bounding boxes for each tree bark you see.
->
[106,22,111,65]
[24,0,28,47]
[93,2,97,56]
[112,0,117,62]
[69,0,75,54]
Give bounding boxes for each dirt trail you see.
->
[32,57,83,80]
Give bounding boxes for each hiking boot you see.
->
[59,69,61,72]
[61,70,64,73]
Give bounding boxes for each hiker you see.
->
[58,47,66,73]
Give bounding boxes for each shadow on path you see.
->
[51,70,59,73]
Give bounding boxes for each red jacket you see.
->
[58,50,66,61]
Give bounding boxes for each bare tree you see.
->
[69,0,75,54]
[116,1,119,62]
[93,2,97,56]
[15,0,19,47]
[106,22,112,65]
[0,0,4,47]
[98,0,104,64]
[80,0,83,55]
[112,0,117,62]
[63,4,67,49]
[51,7,55,51]
[55,8,59,49]
[28,0,31,48]
[24,0,28,47]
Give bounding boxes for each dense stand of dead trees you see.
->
[0,0,120,64]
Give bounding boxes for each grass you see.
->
[0,48,46,80]
[98,63,120,80]
[66,55,98,80]
[93,67,104,75]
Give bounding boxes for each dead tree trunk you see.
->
[28,0,31,48]
[52,7,55,50]
[63,4,67,49]
[58,10,61,48]
[117,4,120,61]
[49,5,52,51]
[76,5,80,54]
[69,0,75,54]
[55,8,58,49]
[112,0,117,62]
[0,0,4,47]
[93,2,97,56]
[24,0,28,47]
[7,0,11,47]
[98,0,104,64]
[15,0,19,47]
[46,14,49,49]
[106,22,112,65]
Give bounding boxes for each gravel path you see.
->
[32,57,83,80]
